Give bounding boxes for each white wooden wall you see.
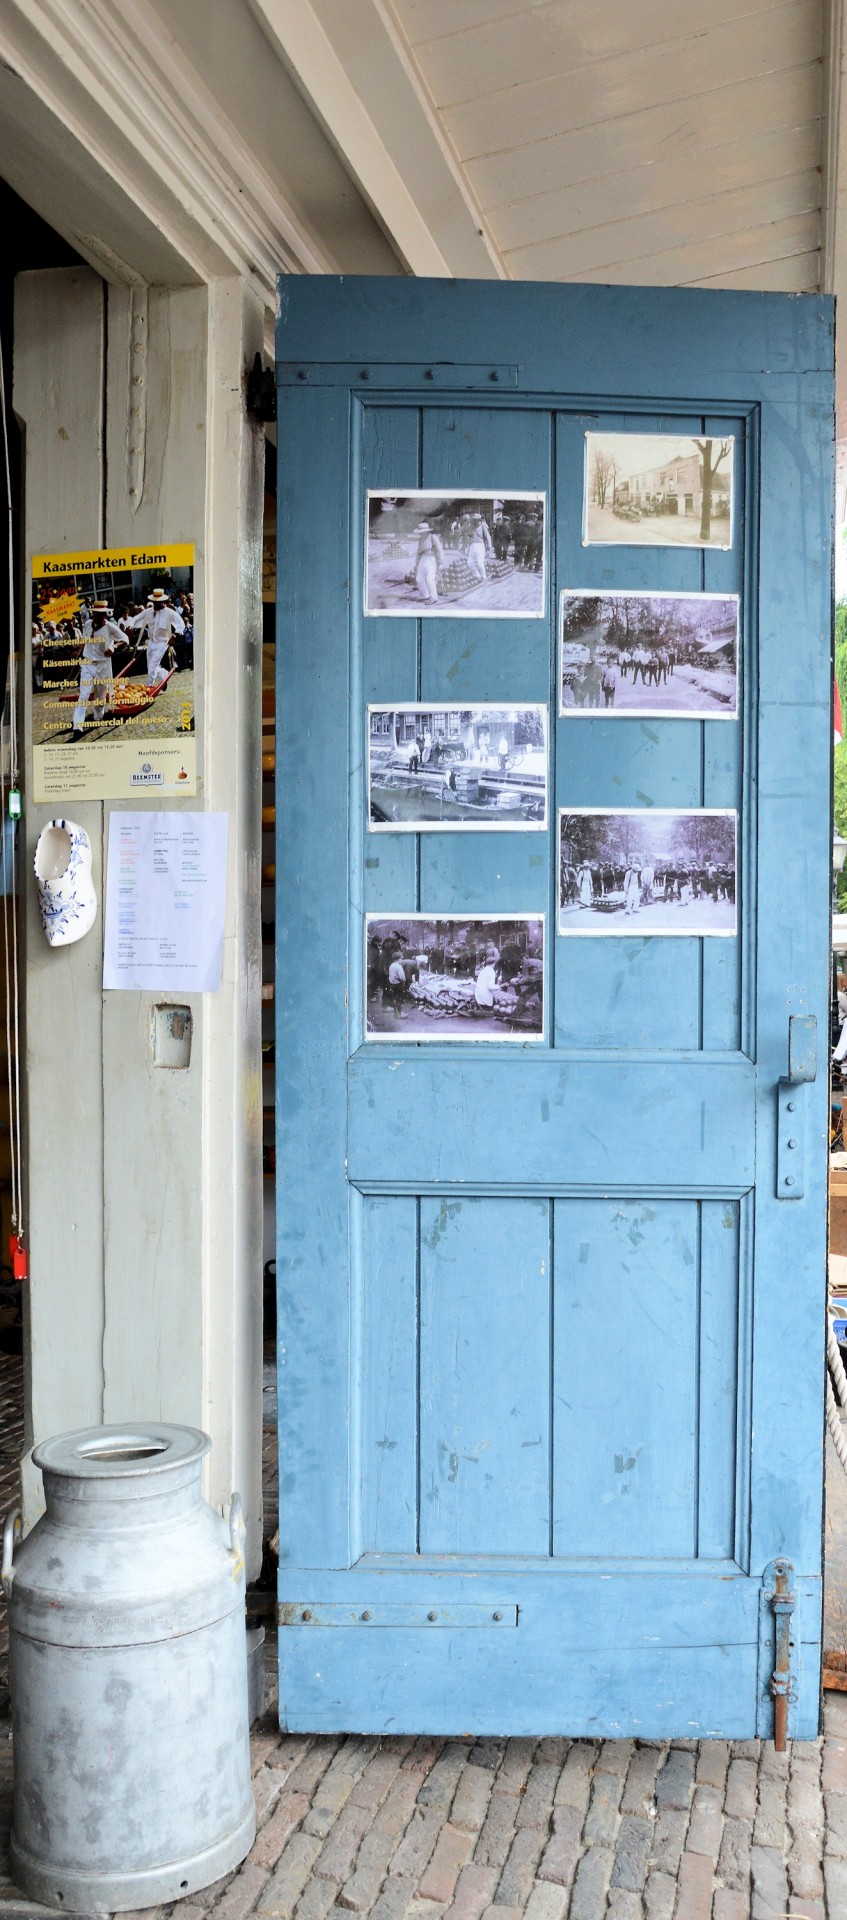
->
[14,267,265,1575]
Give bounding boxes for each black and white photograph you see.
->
[365,492,546,616]
[559,590,738,719]
[583,433,735,549]
[365,915,545,1040]
[558,809,736,936]
[368,704,547,830]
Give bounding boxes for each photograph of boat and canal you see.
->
[368,705,547,829]
[365,915,545,1040]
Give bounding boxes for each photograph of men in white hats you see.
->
[31,551,195,749]
[365,491,546,616]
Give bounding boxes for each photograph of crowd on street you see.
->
[559,589,738,718]
[366,915,545,1039]
[583,432,734,549]
[558,809,737,936]
[368,704,547,830]
[32,556,194,748]
[365,491,546,615]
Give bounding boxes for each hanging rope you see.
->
[828,1319,847,1408]
[0,336,22,1249]
[827,1371,847,1474]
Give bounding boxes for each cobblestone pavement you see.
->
[0,1353,845,1916]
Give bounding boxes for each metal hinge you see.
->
[276,362,519,391]
[247,353,276,423]
[278,1601,518,1628]
[757,1558,797,1748]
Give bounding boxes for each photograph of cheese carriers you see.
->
[365,915,544,1040]
[368,704,547,830]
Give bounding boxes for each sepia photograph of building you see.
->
[584,433,734,548]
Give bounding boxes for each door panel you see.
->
[276,279,832,1737]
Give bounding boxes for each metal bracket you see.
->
[276,362,519,391]
[757,1558,797,1747]
[278,1601,517,1628]
[247,352,277,423]
[776,1014,816,1200]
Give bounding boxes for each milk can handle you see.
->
[1,1508,21,1600]
[228,1492,245,1582]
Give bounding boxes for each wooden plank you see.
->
[492,123,822,254]
[692,252,820,290]
[416,0,814,108]
[538,213,821,287]
[357,1196,418,1555]
[442,0,821,158]
[101,286,208,1433]
[698,1202,741,1559]
[553,1199,699,1559]
[418,1197,551,1555]
[505,170,820,279]
[468,63,822,210]
[15,268,106,1511]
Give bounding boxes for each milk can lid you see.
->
[33,1423,211,1479]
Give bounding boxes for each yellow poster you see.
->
[31,542,196,801]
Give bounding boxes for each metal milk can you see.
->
[3,1423,256,1914]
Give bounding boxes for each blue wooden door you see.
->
[276,279,833,1738]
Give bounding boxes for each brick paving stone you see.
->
[293,1878,341,1920]
[826,1788,847,1858]
[369,1877,421,1920]
[493,1827,547,1907]
[673,1850,713,1919]
[732,1740,761,1761]
[468,1744,506,1774]
[567,1844,614,1920]
[338,1827,397,1913]
[604,1895,642,1920]
[258,1836,323,1919]
[377,1771,436,1842]
[443,1863,499,1920]
[418,1748,470,1814]
[826,1852,847,1914]
[695,1741,729,1791]
[724,1757,758,1822]
[711,1891,748,1920]
[750,1841,789,1917]
[253,1730,288,1774]
[642,1870,676,1920]
[451,1766,493,1835]
[649,1810,688,1877]
[285,1744,344,1800]
[479,1907,521,1920]
[787,1900,824,1919]
[253,1794,312,1870]
[474,1794,522,1871]
[418,1827,475,1905]
[213,1865,272,1920]
[170,1906,208,1920]
[349,1755,404,1814]
[536,1804,581,1888]
[522,1884,567,1920]
[717,1814,752,1893]
[314,1803,374,1883]
[621,1745,663,1815]
[752,1773,786,1851]
[554,1745,598,1812]
[268,1739,316,1780]
[684,1784,723,1860]
[609,1814,652,1892]
[514,1764,559,1832]
[534,1740,569,1769]
[305,1741,380,1836]
[583,1768,623,1848]
[255,1767,287,1829]
[594,1741,634,1778]
[390,1808,443,1881]
[787,1768,823,1833]
[497,1743,537,1793]
[654,1750,695,1812]
[758,1741,790,1780]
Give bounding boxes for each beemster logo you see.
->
[130,762,164,786]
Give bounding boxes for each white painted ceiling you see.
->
[390,0,824,291]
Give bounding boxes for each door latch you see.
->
[776,1014,816,1199]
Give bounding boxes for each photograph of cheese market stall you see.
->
[368,704,547,829]
[365,491,546,615]
[558,808,737,936]
[559,589,738,718]
[365,914,545,1039]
